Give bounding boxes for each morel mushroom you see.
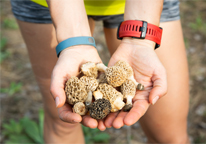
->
[80,76,98,107]
[97,73,107,84]
[115,60,144,90]
[73,102,87,115]
[96,83,125,112]
[96,63,127,87]
[65,76,87,105]
[89,98,111,119]
[121,79,136,111]
[81,62,98,78]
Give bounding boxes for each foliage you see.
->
[82,125,110,144]
[2,109,110,144]
[2,109,44,144]
[0,36,10,63]
[2,18,18,29]
[189,15,206,34]
[0,82,22,96]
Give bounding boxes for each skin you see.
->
[103,20,190,143]
[15,0,189,143]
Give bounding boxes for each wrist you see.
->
[121,37,155,50]
[56,28,92,43]
[56,36,96,57]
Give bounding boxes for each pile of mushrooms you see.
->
[64,61,144,120]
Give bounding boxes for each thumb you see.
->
[149,70,167,105]
[50,72,68,108]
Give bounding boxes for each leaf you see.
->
[21,117,43,143]
[0,37,7,50]
[2,123,13,132]
[3,18,18,29]
[92,133,110,143]
[0,50,10,63]
[38,109,44,139]
[8,82,22,95]
[6,134,33,144]
[82,125,90,134]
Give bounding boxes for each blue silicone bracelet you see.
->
[56,36,96,57]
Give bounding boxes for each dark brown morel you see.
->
[89,99,111,119]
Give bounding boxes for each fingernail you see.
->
[55,97,60,107]
[73,120,80,123]
[152,96,159,105]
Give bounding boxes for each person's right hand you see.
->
[50,45,102,128]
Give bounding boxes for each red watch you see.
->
[117,20,163,49]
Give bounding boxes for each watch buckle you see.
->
[139,21,148,39]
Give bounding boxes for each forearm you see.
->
[124,0,163,25]
[46,0,91,42]
[123,0,164,47]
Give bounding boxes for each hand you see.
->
[50,45,102,128]
[103,38,167,129]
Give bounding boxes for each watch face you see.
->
[88,37,94,44]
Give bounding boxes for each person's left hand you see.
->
[97,38,167,130]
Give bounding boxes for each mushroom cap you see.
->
[98,73,108,84]
[115,60,134,78]
[65,76,88,105]
[73,102,87,115]
[80,76,98,92]
[81,62,98,78]
[105,66,127,87]
[89,98,111,119]
[121,79,136,100]
[98,83,123,103]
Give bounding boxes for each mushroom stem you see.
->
[125,95,133,105]
[128,75,144,91]
[96,63,107,72]
[123,95,133,112]
[113,96,125,110]
[85,91,92,106]
[93,90,103,100]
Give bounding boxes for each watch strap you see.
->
[56,36,96,57]
[117,20,163,49]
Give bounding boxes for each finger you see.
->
[112,111,127,129]
[104,112,119,128]
[97,119,106,131]
[50,70,68,108]
[124,99,149,126]
[149,69,167,105]
[58,103,82,123]
[82,115,98,129]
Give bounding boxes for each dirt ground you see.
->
[1,1,206,144]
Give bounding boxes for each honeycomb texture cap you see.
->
[80,76,98,92]
[89,98,111,119]
[121,79,136,100]
[73,102,87,115]
[115,60,134,78]
[106,66,127,87]
[65,76,87,105]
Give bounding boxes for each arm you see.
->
[47,0,101,128]
[104,0,167,128]
[123,0,163,47]
[47,0,91,42]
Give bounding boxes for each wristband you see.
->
[56,36,96,57]
[117,20,163,49]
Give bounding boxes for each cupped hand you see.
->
[103,38,167,129]
[50,45,102,128]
